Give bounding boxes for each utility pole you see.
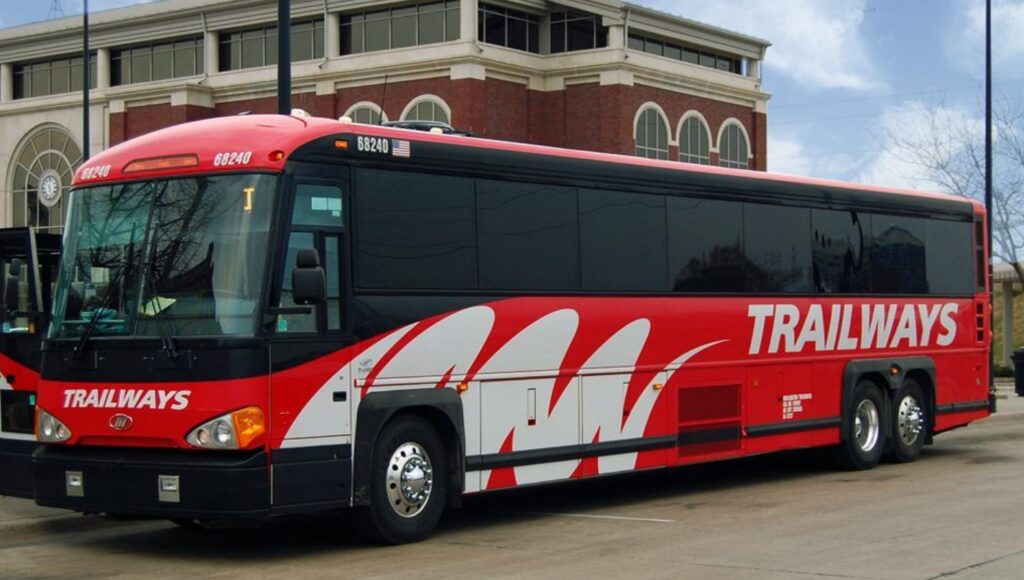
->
[985,0,994,406]
[277,0,291,114]
[83,0,90,161]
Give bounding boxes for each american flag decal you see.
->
[392,139,411,158]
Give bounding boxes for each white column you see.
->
[0,63,12,102]
[326,11,340,58]
[1003,280,1014,366]
[205,30,219,74]
[748,58,761,80]
[607,24,625,49]
[539,14,552,53]
[460,0,477,43]
[96,47,111,89]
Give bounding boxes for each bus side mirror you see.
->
[292,249,325,306]
[4,258,22,315]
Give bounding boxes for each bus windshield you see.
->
[49,174,277,338]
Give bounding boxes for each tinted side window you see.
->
[871,215,926,293]
[926,219,973,295]
[579,189,668,291]
[477,180,580,290]
[668,197,744,292]
[356,169,476,289]
[277,232,317,333]
[811,209,871,293]
[293,184,344,227]
[743,204,812,293]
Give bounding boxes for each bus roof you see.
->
[73,114,983,215]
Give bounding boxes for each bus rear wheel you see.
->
[887,379,927,463]
[355,415,447,545]
[836,380,885,470]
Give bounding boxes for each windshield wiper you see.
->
[141,245,179,361]
[70,266,125,360]
[70,222,137,360]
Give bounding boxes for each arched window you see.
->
[344,102,387,124]
[634,106,669,160]
[9,125,81,231]
[401,96,451,124]
[718,121,750,169]
[678,114,710,165]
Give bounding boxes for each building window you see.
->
[219,19,324,71]
[111,37,204,85]
[719,122,749,169]
[634,106,669,160]
[550,10,608,53]
[342,1,460,55]
[402,96,451,124]
[678,114,710,165]
[628,33,741,74]
[9,126,81,231]
[478,3,539,53]
[13,54,97,99]
[344,102,387,124]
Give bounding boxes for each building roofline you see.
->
[622,2,771,49]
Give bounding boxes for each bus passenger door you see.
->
[269,182,352,506]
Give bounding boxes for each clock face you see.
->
[38,170,62,208]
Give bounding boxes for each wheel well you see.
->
[387,407,464,506]
[843,357,937,444]
[859,373,888,392]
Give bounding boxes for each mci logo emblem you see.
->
[109,413,134,431]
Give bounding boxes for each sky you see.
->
[1,0,1022,195]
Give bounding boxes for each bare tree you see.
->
[884,97,1024,284]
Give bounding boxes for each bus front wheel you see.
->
[356,415,448,544]
[837,380,885,470]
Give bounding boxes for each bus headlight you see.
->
[186,406,265,450]
[36,408,72,442]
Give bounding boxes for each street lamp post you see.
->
[82,0,90,161]
[278,0,291,114]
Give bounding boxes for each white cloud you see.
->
[766,134,811,176]
[636,0,884,91]
[857,101,983,192]
[945,0,1024,79]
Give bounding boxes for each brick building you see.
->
[0,0,770,232]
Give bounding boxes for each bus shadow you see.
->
[73,445,972,561]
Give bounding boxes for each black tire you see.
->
[836,380,886,470]
[354,415,447,545]
[887,379,927,463]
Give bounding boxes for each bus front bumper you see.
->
[32,445,270,519]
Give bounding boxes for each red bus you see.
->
[0,228,61,498]
[32,114,992,543]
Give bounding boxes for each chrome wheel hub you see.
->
[898,396,924,446]
[386,442,434,518]
[854,399,880,453]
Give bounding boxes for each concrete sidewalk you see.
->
[3,389,1022,536]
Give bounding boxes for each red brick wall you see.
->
[527,89,565,147]
[111,104,213,145]
[108,77,766,170]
